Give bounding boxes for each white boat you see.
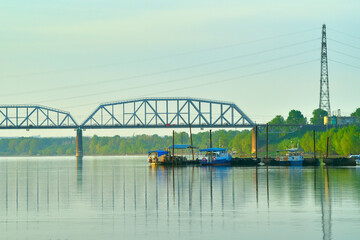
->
[275,148,304,165]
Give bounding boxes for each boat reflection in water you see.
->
[0,157,358,240]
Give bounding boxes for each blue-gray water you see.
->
[0,156,360,240]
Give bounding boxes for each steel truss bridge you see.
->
[0,98,328,157]
[0,105,78,129]
[81,98,255,129]
[0,98,255,129]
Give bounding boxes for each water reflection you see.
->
[0,157,359,239]
[77,156,83,192]
[320,167,332,240]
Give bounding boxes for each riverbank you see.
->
[0,125,359,157]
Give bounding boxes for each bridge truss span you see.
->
[81,98,255,129]
[0,105,78,129]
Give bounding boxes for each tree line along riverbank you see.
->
[0,124,359,157]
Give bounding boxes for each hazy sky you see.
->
[1,0,359,137]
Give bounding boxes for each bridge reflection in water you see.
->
[0,157,359,239]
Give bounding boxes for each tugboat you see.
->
[274,148,304,166]
[199,148,232,165]
[148,144,197,165]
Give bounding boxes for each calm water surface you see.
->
[0,156,360,240]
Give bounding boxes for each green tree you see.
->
[89,135,99,154]
[269,115,285,125]
[268,115,287,138]
[286,110,307,125]
[231,131,251,155]
[310,108,328,125]
[300,131,313,153]
[217,130,231,148]
[351,108,360,117]
[29,140,42,155]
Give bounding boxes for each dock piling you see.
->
[313,130,316,160]
[189,124,194,161]
[326,136,329,159]
[254,126,258,159]
[172,130,175,165]
[266,123,269,159]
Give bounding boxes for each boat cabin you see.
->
[167,144,197,161]
[148,150,169,163]
[199,147,232,164]
[275,148,304,163]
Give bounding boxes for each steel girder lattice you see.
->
[319,24,331,115]
[81,98,255,129]
[0,105,78,129]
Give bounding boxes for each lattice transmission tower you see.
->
[319,24,331,115]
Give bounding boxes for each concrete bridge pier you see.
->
[76,128,83,157]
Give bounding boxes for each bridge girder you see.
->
[0,105,78,129]
[81,98,255,129]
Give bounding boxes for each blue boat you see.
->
[199,148,232,165]
[275,148,304,165]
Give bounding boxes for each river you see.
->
[0,156,359,239]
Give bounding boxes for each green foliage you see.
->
[351,108,360,117]
[286,110,307,124]
[298,125,360,156]
[230,130,252,155]
[310,108,328,125]
[299,131,313,152]
[0,124,360,157]
[269,115,285,124]
[0,137,76,156]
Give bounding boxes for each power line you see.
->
[138,59,319,98]
[328,27,360,41]
[327,38,360,51]
[33,51,318,105]
[329,49,360,61]
[329,59,360,70]
[1,38,320,98]
[63,58,319,110]
[1,28,318,79]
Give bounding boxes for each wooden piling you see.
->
[189,124,194,161]
[266,123,269,159]
[209,129,212,148]
[326,136,329,159]
[172,130,175,165]
[255,126,258,159]
[313,130,316,160]
[180,132,183,155]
